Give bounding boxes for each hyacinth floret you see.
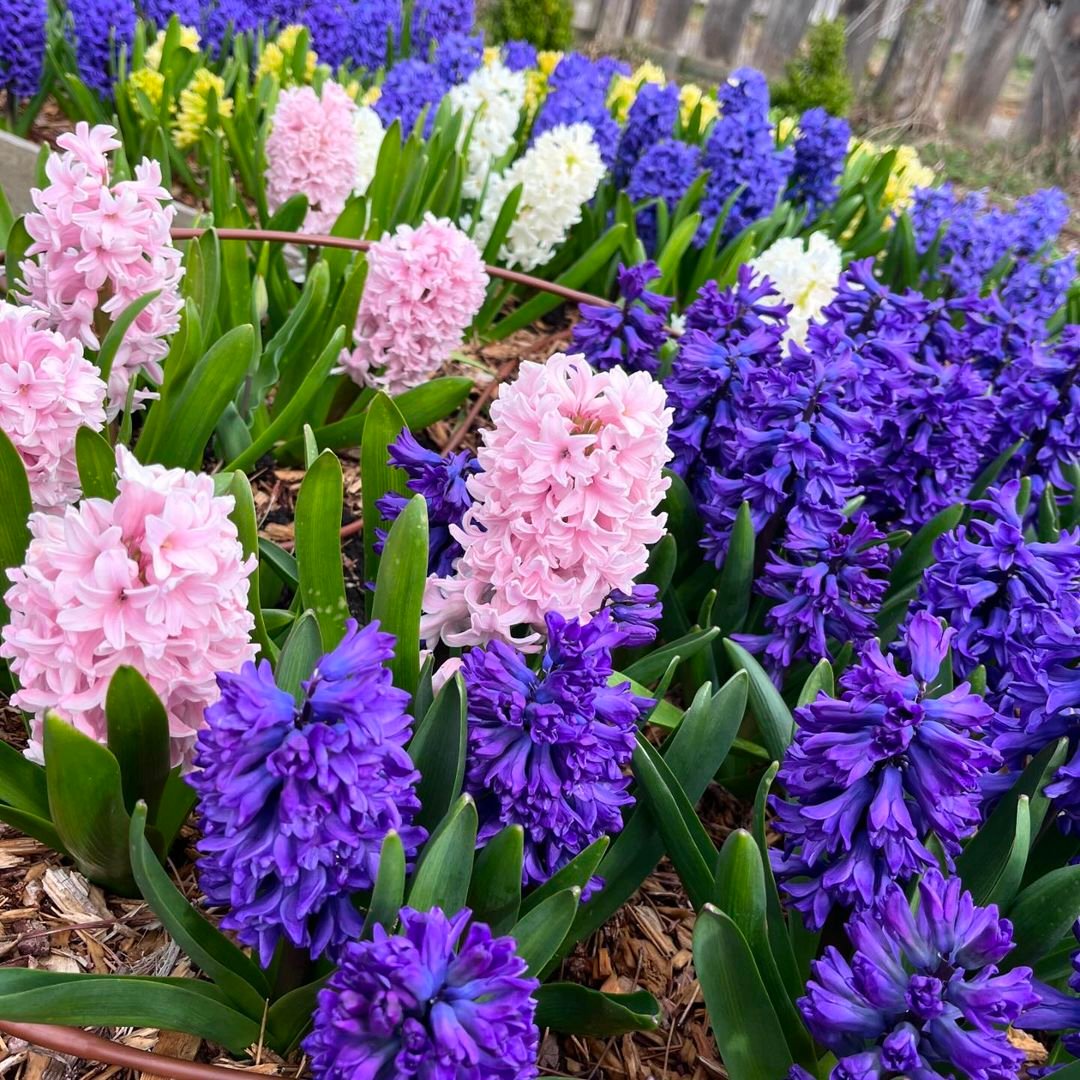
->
[0,0,45,97]
[0,446,256,764]
[341,214,488,394]
[190,620,425,966]
[739,513,890,674]
[787,106,850,220]
[531,52,619,166]
[22,123,184,415]
[748,232,842,346]
[304,906,539,1080]
[411,0,474,54]
[461,610,650,887]
[422,353,671,648]
[772,611,999,929]
[613,81,678,186]
[0,302,107,512]
[800,870,1036,1080]
[376,430,479,577]
[201,0,261,51]
[266,81,359,234]
[699,67,792,243]
[602,583,662,647]
[435,31,484,85]
[571,260,672,375]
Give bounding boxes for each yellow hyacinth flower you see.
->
[362,85,382,107]
[776,115,799,144]
[175,68,233,149]
[145,25,200,71]
[537,50,562,76]
[257,25,317,85]
[678,83,717,128]
[484,45,500,67]
[607,60,665,122]
[127,67,165,110]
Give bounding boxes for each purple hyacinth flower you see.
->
[375,58,446,136]
[787,106,850,221]
[531,52,620,166]
[460,610,651,889]
[347,0,401,70]
[435,30,483,85]
[613,81,679,187]
[910,479,1080,712]
[375,429,479,577]
[571,260,672,375]
[502,39,537,71]
[189,620,426,966]
[304,906,539,1079]
[66,0,135,95]
[772,611,999,929]
[800,871,1037,1079]
[411,0,474,54]
[738,513,890,675]
[0,0,46,98]
[626,138,701,253]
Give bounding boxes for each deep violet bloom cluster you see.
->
[910,480,1080,710]
[699,67,792,243]
[66,0,136,95]
[613,82,679,187]
[1034,327,1080,489]
[696,322,874,565]
[376,430,480,577]
[739,513,891,674]
[411,0,474,55]
[304,907,539,1080]
[502,39,537,72]
[140,0,201,27]
[772,612,999,930]
[787,106,850,221]
[374,58,446,136]
[201,0,261,51]
[460,609,652,889]
[626,138,702,253]
[435,31,483,86]
[798,871,1036,1080]
[189,620,426,966]
[347,0,401,70]
[603,584,662,648]
[0,0,45,97]
[531,52,622,166]
[571,260,672,375]
[302,0,354,70]
[665,265,790,484]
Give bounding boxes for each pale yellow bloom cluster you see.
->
[256,25,317,86]
[775,115,799,144]
[145,25,201,71]
[536,51,562,77]
[127,67,165,110]
[606,60,665,122]
[175,68,233,149]
[362,85,382,107]
[483,45,501,67]
[679,83,718,128]
[850,138,935,215]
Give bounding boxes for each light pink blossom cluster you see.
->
[340,214,489,395]
[21,123,184,417]
[265,82,359,235]
[0,303,107,512]
[422,353,673,648]
[1,447,257,765]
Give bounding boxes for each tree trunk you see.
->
[873,0,964,123]
[703,0,754,64]
[650,0,695,47]
[948,0,1038,127]
[753,0,819,78]
[592,0,638,41]
[1015,0,1080,144]
[841,0,888,85]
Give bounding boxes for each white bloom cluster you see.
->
[476,122,605,272]
[750,232,843,347]
[354,105,386,197]
[446,61,526,200]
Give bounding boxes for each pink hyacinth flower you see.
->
[422,353,673,648]
[1,446,257,765]
[21,123,184,418]
[340,214,489,395]
[0,302,107,512]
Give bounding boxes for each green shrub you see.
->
[483,0,574,50]
[772,18,854,117]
